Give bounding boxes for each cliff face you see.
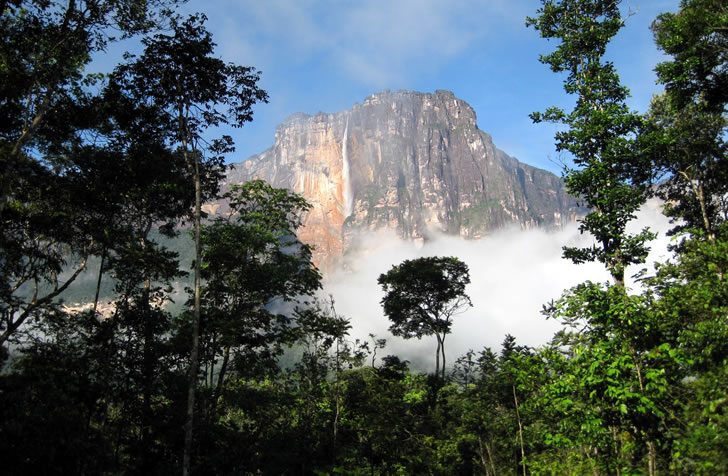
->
[224,90,583,272]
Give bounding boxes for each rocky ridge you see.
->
[221,90,584,273]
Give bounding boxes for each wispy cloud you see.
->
[198,0,524,88]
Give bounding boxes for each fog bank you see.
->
[324,200,673,371]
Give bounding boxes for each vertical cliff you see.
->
[224,90,583,272]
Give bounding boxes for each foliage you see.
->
[110,14,269,473]
[0,0,182,347]
[643,93,727,239]
[652,0,728,112]
[525,1,728,474]
[197,179,322,392]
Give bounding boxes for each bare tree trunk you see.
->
[140,223,155,472]
[611,426,622,476]
[513,385,526,476]
[646,441,658,476]
[212,346,230,413]
[183,122,202,475]
[0,254,89,346]
[478,436,497,476]
[92,248,106,317]
[332,337,342,466]
[440,334,447,379]
[1,93,53,215]
[680,170,715,242]
[582,445,598,476]
[333,378,341,466]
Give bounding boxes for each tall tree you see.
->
[112,14,268,474]
[0,0,180,348]
[1,0,176,199]
[643,2,728,469]
[527,0,654,287]
[643,94,727,241]
[0,49,203,473]
[378,256,471,379]
[528,2,663,474]
[78,79,195,472]
[646,0,728,241]
[653,0,728,113]
[198,180,322,399]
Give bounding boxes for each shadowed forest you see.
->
[1,1,726,474]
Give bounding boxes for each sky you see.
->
[164,0,682,175]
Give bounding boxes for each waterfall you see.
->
[342,116,353,217]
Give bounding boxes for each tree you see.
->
[0,0,180,349]
[645,0,728,242]
[643,94,727,241]
[450,340,547,475]
[0,74,201,472]
[198,180,322,399]
[1,0,177,208]
[652,0,728,113]
[527,2,665,473]
[111,14,268,474]
[541,282,685,475]
[637,6,728,468]
[378,256,471,379]
[289,296,365,470]
[527,0,655,288]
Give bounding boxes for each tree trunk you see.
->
[440,334,447,379]
[92,248,106,317]
[140,223,155,472]
[680,170,715,242]
[0,254,89,346]
[647,441,658,476]
[183,122,202,476]
[513,384,526,476]
[212,346,230,412]
[478,436,497,476]
[611,425,622,476]
[1,93,53,215]
[332,337,343,466]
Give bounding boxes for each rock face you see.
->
[224,90,583,273]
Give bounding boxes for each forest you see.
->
[1,0,726,474]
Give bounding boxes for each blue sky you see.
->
[156,0,682,175]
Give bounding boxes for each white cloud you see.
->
[327,0,519,87]
[323,201,673,372]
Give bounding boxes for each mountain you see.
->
[218,89,584,273]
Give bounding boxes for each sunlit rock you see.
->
[220,90,585,273]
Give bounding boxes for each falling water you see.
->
[342,116,353,217]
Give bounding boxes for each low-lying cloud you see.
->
[324,200,673,371]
